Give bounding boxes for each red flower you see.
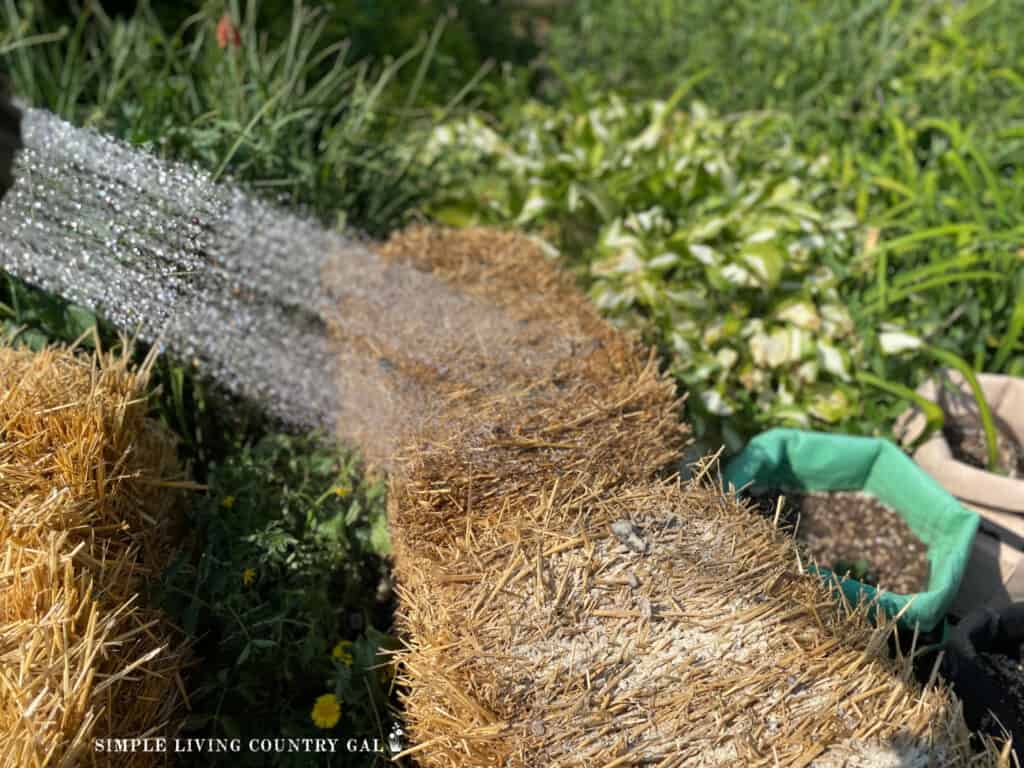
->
[216,13,241,49]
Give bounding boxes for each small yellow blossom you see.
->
[242,568,256,586]
[311,693,341,729]
[331,640,354,666]
[333,486,351,499]
[221,495,236,509]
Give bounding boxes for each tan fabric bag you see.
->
[896,370,1024,612]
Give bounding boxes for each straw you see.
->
[0,340,189,767]
[372,227,1005,767]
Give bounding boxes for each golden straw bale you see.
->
[373,227,1006,767]
[375,226,610,339]
[394,462,995,766]
[325,225,676,466]
[0,342,188,768]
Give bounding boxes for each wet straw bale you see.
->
[325,225,659,465]
[375,227,1007,767]
[0,343,189,767]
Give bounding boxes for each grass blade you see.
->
[992,281,1024,372]
[927,345,1002,473]
[857,370,944,449]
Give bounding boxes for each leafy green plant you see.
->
[157,431,395,766]
[425,96,865,448]
[423,88,1024,451]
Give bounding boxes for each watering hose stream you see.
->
[0,108,602,464]
[0,107,349,430]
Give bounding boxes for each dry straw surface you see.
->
[0,343,189,767]
[370,227,1007,767]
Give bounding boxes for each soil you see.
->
[975,649,1024,737]
[750,489,930,595]
[944,417,1024,478]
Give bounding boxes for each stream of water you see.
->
[0,107,362,429]
[0,108,589,462]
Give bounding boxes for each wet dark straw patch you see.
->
[750,489,930,595]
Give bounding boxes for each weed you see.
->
[156,431,394,766]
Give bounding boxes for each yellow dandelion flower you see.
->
[333,486,351,498]
[242,568,256,586]
[331,640,354,666]
[311,693,341,729]
[221,495,236,509]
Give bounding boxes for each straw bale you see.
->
[0,343,189,767]
[374,227,605,337]
[325,225,656,466]
[393,464,990,766]
[373,227,1005,767]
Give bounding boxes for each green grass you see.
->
[545,0,1024,140]
[1,0,446,234]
